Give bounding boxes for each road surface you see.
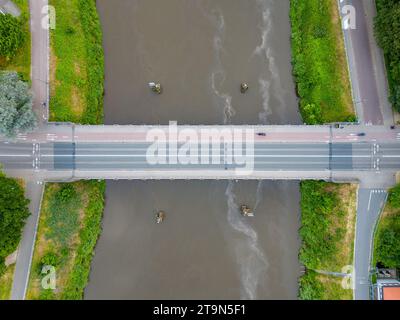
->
[10,0,49,300]
[340,0,395,300]
[1,125,399,180]
[340,0,393,125]
[354,188,387,299]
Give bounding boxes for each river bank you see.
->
[290,0,358,300]
[26,0,105,300]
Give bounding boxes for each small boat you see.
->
[149,82,162,94]
[240,205,254,217]
[156,211,166,224]
[240,83,249,94]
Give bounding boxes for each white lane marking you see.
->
[367,191,373,212]
[46,154,371,158]
[0,155,33,157]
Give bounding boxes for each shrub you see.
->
[0,14,25,59]
[375,228,400,268]
[0,173,30,259]
[299,270,323,300]
[55,184,77,203]
[302,103,322,125]
[37,251,60,275]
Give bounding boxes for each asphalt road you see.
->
[10,0,47,301]
[354,188,388,300]
[1,141,399,174]
[340,0,392,125]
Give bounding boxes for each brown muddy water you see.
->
[85,0,302,299]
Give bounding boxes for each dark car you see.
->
[357,133,366,137]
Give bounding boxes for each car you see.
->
[257,133,267,137]
[357,133,366,137]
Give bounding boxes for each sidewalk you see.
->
[10,0,49,300]
[10,183,44,300]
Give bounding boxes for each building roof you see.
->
[383,286,400,300]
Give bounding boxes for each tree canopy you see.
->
[374,0,400,112]
[0,72,37,137]
[0,13,25,60]
[375,184,400,269]
[0,173,30,266]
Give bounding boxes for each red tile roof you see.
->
[383,287,400,300]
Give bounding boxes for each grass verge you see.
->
[298,182,357,300]
[0,0,31,81]
[26,181,105,300]
[299,270,353,300]
[290,0,355,123]
[49,0,104,123]
[0,264,15,300]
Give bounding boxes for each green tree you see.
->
[388,184,400,208]
[376,229,400,268]
[0,173,30,260]
[0,13,25,59]
[299,271,323,300]
[0,72,37,137]
[374,0,400,112]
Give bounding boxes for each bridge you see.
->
[1,123,399,185]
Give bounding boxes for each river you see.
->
[85,0,302,299]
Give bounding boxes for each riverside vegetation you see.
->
[290,0,355,124]
[49,0,104,123]
[374,0,400,114]
[27,182,105,299]
[27,0,105,300]
[290,0,358,300]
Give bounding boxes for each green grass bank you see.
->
[298,182,357,300]
[27,181,106,300]
[49,0,104,124]
[290,0,355,124]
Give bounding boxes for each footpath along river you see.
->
[85,0,302,299]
